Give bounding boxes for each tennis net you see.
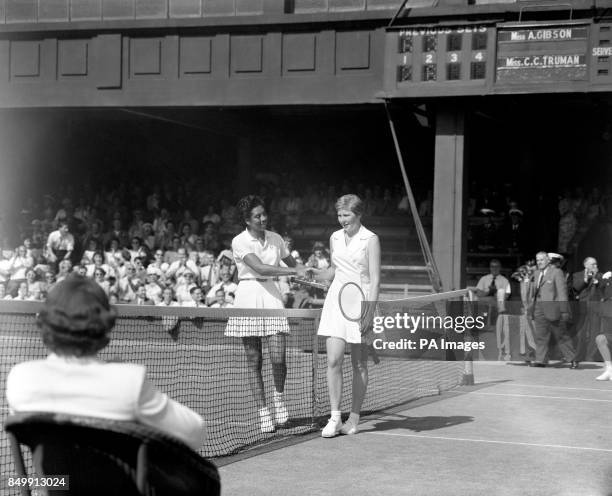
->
[0,292,471,486]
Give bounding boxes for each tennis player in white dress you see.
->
[225,195,308,433]
[311,194,381,438]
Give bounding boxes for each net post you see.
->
[311,316,320,430]
[461,289,476,386]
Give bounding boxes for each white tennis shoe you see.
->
[321,418,342,438]
[595,368,612,381]
[340,419,359,435]
[274,393,289,426]
[259,407,275,433]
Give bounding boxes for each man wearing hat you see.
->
[528,251,577,367]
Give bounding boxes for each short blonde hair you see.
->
[335,194,363,216]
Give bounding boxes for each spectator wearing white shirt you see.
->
[208,288,226,308]
[147,249,169,278]
[45,221,74,268]
[199,251,219,292]
[6,275,206,450]
[183,286,206,307]
[205,266,238,306]
[86,252,115,280]
[7,245,33,296]
[174,271,197,305]
[166,248,199,283]
[475,259,511,301]
[156,287,179,307]
[13,281,29,301]
[144,268,164,304]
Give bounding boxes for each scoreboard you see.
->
[385,20,612,97]
[496,23,589,84]
[385,24,497,97]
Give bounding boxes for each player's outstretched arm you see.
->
[243,253,308,278]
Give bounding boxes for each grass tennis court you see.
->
[219,361,612,496]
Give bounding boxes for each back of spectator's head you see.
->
[37,274,116,357]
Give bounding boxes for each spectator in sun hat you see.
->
[144,266,164,304]
[5,274,206,450]
[174,270,197,305]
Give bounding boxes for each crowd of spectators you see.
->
[467,185,612,258]
[0,180,365,307]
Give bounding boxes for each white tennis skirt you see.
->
[225,280,290,337]
[317,280,369,344]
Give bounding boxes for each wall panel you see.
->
[231,35,264,74]
[283,33,317,73]
[58,40,89,77]
[180,37,213,76]
[130,38,163,77]
[10,41,41,78]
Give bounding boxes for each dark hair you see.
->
[237,195,265,224]
[37,274,116,357]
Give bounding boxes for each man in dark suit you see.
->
[571,257,602,364]
[528,251,576,367]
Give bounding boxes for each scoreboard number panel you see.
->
[394,25,493,88]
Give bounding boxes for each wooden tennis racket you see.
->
[338,282,380,364]
[293,277,330,291]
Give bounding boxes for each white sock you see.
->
[274,391,284,401]
[330,410,341,422]
[259,407,272,417]
[605,362,612,369]
[348,412,360,425]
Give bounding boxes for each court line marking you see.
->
[364,432,612,453]
[497,383,612,393]
[449,391,612,403]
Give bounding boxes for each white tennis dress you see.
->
[225,229,290,337]
[318,225,376,344]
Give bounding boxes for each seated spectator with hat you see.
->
[5,275,206,450]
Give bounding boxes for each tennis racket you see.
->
[338,282,380,364]
[293,277,330,291]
